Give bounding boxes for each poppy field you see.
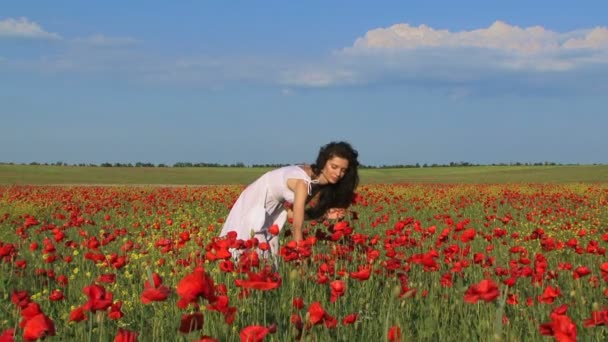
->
[1,183,608,341]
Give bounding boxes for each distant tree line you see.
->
[364,161,572,168]
[1,161,604,168]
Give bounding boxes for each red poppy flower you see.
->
[539,313,577,342]
[141,273,171,304]
[0,328,15,342]
[114,328,138,342]
[108,301,124,320]
[308,302,326,325]
[179,231,190,242]
[235,268,281,291]
[219,260,235,272]
[279,240,312,262]
[87,237,100,250]
[22,313,56,342]
[239,325,270,342]
[19,302,43,326]
[68,306,87,322]
[176,267,217,309]
[583,307,608,327]
[316,273,329,285]
[205,247,232,261]
[258,242,269,251]
[349,267,371,281]
[460,228,476,243]
[330,231,344,241]
[291,314,303,330]
[83,284,113,312]
[49,289,64,301]
[324,315,338,329]
[268,224,280,236]
[97,273,117,284]
[342,313,358,325]
[464,279,499,303]
[333,220,349,232]
[56,275,69,287]
[329,280,346,303]
[292,297,304,310]
[506,294,519,305]
[193,337,219,342]
[11,290,30,309]
[388,325,402,342]
[409,250,440,271]
[573,266,591,279]
[600,262,608,282]
[110,255,127,269]
[179,312,204,333]
[206,295,237,324]
[550,304,569,317]
[538,286,561,304]
[215,283,228,295]
[237,250,261,271]
[440,273,453,288]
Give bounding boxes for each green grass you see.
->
[1,164,607,185]
[360,165,608,184]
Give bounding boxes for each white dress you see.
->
[219,165,316,258]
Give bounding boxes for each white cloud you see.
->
[0,17,61,40]
[281,21,608,90]
[351,20,608,54]
[563,27,608,49]
[72,34,140,47]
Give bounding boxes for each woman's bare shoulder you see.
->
[286,177,309,192]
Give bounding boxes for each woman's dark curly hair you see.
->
[305,141,359,220]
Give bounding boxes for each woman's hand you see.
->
[325,208,346,220]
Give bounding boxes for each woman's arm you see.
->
[288,179,308,242]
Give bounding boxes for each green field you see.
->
[1,164,607,184]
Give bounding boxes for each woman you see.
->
[219,141,360,259]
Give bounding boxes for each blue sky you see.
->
[1,1,607,166]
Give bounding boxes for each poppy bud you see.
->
[392,285,401,298]
[289,269,300,281]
